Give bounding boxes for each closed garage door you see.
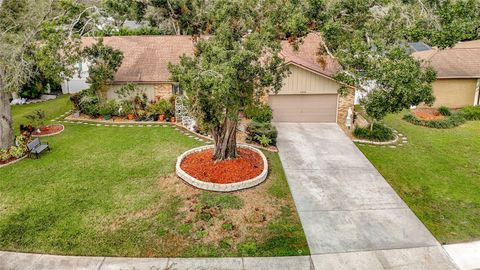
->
[268,94,338,122]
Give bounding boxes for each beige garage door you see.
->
[268,94,338,122]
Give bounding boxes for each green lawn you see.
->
[0,98,308,257]
[12,95,71,132]
[357,112,480,244]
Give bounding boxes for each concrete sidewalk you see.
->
[1,252,315,270]
[275,123,457,269]
[444,241,480,270]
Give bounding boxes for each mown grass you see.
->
[0,98,308,257]
[357,111,480,244]
[11,95,71,132]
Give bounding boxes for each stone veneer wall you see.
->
[154,83,173,100]
[103,83,173,102]
[337,87,355,127]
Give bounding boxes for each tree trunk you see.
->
[211,118,237,161]
[0,90,14,150]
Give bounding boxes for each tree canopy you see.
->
[169,0,289,160]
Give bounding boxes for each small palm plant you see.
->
[24,109,46,132]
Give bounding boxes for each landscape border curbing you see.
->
[176,144,269,192]
[63,114,278,152]
[352,133,400,145]
[32,124,65,137]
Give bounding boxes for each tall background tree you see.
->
[0,0,94,149]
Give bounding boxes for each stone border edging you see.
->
[352,133,399,145]
[176,144,268,192]
[63,114,278,152]
[0,155,28,169]
[32,124,65,137]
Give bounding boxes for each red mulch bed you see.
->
[32,124,64,136]
[180,148,264,184]
[413,108,445,120]
[0,156,17,165]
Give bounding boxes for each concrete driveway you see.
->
[276,123,457,270]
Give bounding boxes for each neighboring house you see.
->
[412,40,480,108]
[65,33,355,126]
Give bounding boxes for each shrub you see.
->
[79,94,100,116]
[460,106,480,120]
[438,106,451,116]
[70,93,82,111]
[353,123,394,142]
[99,100,118,116]
[0,149,11,161]
[403,113,465,128]
[246,121,278,146]
[244,104,273,123]
[118,100,134,117]
[151,99,172,116]
[255,134,272,147]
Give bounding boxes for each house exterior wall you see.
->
[279,65,340,95]
[429,79,477,108]
[265,64,355,126]
[103,83,173,102]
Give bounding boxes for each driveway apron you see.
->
[276,123,457,270]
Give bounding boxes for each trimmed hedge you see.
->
[460,106,480,120]
[353,123,395,142]
[403,113,465,129]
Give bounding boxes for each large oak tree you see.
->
[169,0,290,160]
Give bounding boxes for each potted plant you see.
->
[151,99,171,122]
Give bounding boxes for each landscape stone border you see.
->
[176,144,268,192]
[32,124,65,137]
[355,129,409,148]
[353,133,400,145]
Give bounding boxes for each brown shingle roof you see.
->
[280,32,341,77]
[82,35,196,83]
[412,42,480,79]
[81,33,340,83]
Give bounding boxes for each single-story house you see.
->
[412,40,480,108]
[64,33,355,126]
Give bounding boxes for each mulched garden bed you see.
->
[0,156,17,165]
[32,124,64,136]
[413,108,444,120]
[180,147,264,184]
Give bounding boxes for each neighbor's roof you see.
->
[280,32,341,78]
[412,40,480,79]
[81,33,340,83]
[82,35,197,83]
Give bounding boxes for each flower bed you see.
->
[413,108,445,120]
[403,112,465,129]
[32,124,65,137]
[176,144,268,192]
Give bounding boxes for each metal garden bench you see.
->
[27,138,50,159]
